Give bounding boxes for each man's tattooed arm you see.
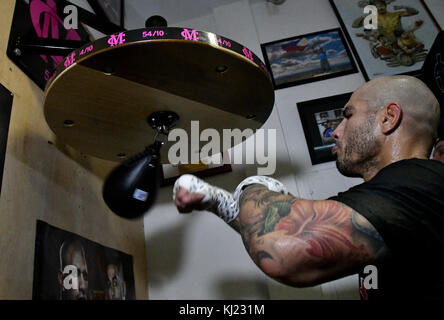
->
[232,184,391,287]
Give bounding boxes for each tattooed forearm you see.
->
[237,185,297,255]
[256,251,273,263]
[262,201,293,235]
[235,186,389,286]
[239,184,288,208]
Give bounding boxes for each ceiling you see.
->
[124,0,265,27]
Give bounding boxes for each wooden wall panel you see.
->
[0,0,148,299]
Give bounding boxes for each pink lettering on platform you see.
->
[242,48,254,61]
[217,38,232,48]
[142,30,165,38]
[181,29,199,41]
[64,52,76,68]
[108,32,126,46]
[80,45,94,55]
[29,0,81,69]
[224,40,231,47]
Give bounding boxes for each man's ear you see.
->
[380,102,402,135]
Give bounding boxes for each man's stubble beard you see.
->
[336,115,380,179]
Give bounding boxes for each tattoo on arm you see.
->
[237,184,390,285]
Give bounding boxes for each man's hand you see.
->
[172,175,238,222]
[174,187,206,213]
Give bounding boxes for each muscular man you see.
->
[174,75,444,299]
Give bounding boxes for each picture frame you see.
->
[419,30,444,135]
[160,152,232,187]
[260,28,358,90]
[0,84,13,197]
[88,0,125,28]
[329,0,442,81]
[33,220,136,300]
[297,92,352,165]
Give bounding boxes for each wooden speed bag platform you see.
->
[43,27,275,163]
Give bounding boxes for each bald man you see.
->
[174,75,444,300]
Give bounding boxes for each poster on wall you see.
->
[297,92,352,165]
[420,31,444,125]
[0,84,13,197]
[33,220,136,300]
[7,0,90,90]
[261,28,358,89]
[329,0,442,81]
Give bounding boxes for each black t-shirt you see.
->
[329,159,444,300]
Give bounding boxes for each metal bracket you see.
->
[147,111,180,145]
[7,0,125,90]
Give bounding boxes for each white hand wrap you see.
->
[173,174,238,223]
[173,174,289,223]
[233,176,289,205]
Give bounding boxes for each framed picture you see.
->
[160,152,232,187]
[297,92,352,165]
[33,220,136,300]
[260,28,358,90]
[88,0,124,28]
[329,0,442,81]
[0,84,13,197]
[419,31,444,135]
[420,31,444,106]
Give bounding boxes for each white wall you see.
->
[425,0,444,29]
[137,0,444,300]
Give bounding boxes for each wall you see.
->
[0,0,148,299]
[133,0,443,299]
[426,0,444,29]
[135,2,283,300]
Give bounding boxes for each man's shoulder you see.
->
[378,158,444,180]
[388,158,444,169]
[330,158,444,202]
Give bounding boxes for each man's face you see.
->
[432,141,444,163]
[62,249,88,300]
[106,264,124,300]
[332,90,381,178]
[107,265,117,281]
